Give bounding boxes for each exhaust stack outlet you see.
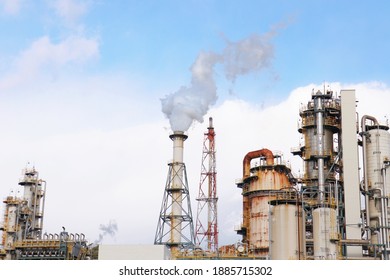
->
[170,131,188,165]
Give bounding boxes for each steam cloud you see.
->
[161,32,275,132]
[161,51,221,132]
[94,219,118,244]
[222,33,274,83]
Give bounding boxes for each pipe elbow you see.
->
[243,148,274,178]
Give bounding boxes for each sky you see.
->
[1,0,390,248]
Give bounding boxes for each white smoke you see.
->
[161,31,276,132]
[222,33,274,83]
[94,219,118,244]
[161,51,221,132]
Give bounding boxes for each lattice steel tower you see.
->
[195,117,218,253]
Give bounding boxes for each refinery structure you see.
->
[0,168,91,260]
[154,89,390,260]
[1,88,390,260]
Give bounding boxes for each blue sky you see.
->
[2,1,390,104]
[1,0,390,248]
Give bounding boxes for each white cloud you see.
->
[50,0,89,27]
[0,0,22,15]
[0,35,99,91]
[17,35,98,67]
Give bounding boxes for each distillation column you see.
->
[18,168,46,240]
[0,167,46,259]
[155,131,195,256]
[292,90,341,259]
[361,115,390,259]
[312,91,338,260]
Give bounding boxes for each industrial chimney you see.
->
[155,131,195,257]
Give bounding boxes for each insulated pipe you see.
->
[382,166,390,255]
[243,149,274,178]
[373,188,386,258]
[361,115,379,240]
[379,165,390,258]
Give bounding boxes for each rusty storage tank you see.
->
[236,149,296,257]
[269,190,306,260]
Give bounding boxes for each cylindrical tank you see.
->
[269,202,306,259]
[366,126,390,194]
[245,167,292,255]
[240,155,293,257]
[313,207,338,259]
[365,125,390,251]
[248,195,270,250]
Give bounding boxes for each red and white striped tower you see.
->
[195,117,218,253]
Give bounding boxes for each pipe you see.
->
[373,188,386,258]
[361,115,379,240]
[314,92,325,203]
[380,165,390,258]
[291,188,302,260]
[40,180,47,236]
[32,178,38,233]
[382,167,390,255]
[373,230,382,259]
[243,149,274,178]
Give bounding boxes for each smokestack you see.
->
[157,30,278,255]
[169,131,188,247]
[155,130,194,255]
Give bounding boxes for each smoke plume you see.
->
[161,51,221,132]
[222,33,274,83]
[94,219,118,244]
[161,31,276,132]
